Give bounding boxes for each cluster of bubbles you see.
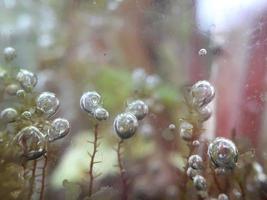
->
[0,47,70,160]
[80,91,109,121]
[114,100,148,139]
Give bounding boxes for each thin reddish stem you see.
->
[39,155,47,200]
[28,160,37,200]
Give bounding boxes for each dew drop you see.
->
[193,175,207,191]
[49,118,70,142]
[80,91,101,115]
[21,111,32,120]
[14,126,46,160]
[94,107,109,121]
[208,137,238,169]
[179,120,193,141]
[168,124,176,131]
[188,155,203,170]
[126,100,149,120]
[218,193,229,200]
[196,106,212,121]
[114,112,138,139]
[16,69,38,91]
[4,46,16,61]
[0,108,18,123]
[16,89,26,98]
[187,167,200,180]
[192,140,200,147]
[198,48,207,56]
[36,92,59,117]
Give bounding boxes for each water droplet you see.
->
[190,80,215,108]
[16,69,37,91]
[168,124,176,131]
[218,193,229,200]
[145,75,160,90]
[179,120,193,141]
[192,140,200,147]
[188,155,203,170]
[16,89,26,98]
[36,92,59,117]
[4,46,16,61]
[193,175,207,191]
[114,112,138,139]
[21,111,32,120]
[49,118,70,142]
[126,100,149,120]
[197,106,212,121]
[0,108,18,123]
[14,126,46,160]
[198,48,207,56]
[80,91,101,115]
[5,84,19,95]
[187,167,200,180]
[94,107,109,121]
[208,137,238,169]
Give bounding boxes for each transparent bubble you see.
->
[114,112,138,139]
[190,80,215,107]
[21,111,32,120]
[188,155,203,170]
[187,167,200,180]
[5,84,19,96]
[218,193,229,200]
[36,92,59,117]
[198,48,207,56]
[14,126,46,160]
[80,91,101,115]
[16,69,38,91]
[16,89,26,98]
[179,120,193,141]
[193,175,207,191]
[192,140,200,147]
[208,137,238,169]
[197,106,212,121]
[49,118,70,142]
[0,108,18,123]
[126,100,149,120]
[94,107,109,121]
[3,46,16,61]
[145,74,160,90]
[168,124,176,131]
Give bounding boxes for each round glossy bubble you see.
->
[188,155,203,170]
[16,89,26,98]
[0,108,18,123]
[196,106,212,122]
[80,91,101,115]
[193,175,207,191]
[36,92,59,117]
[21,111,32,119]
[94,107,109,121]
[190,80,215,107]
[114,112,138,139]
[126,100,149,120]
[168,124,176,131]
[5,84,19,95]
[179,120,193,141]
[208,137,238,169]
[49,118,70,142]
[4,47,16,61]
[218,193,229,200]
[16,69,38,91]
[198,48,207,56]
[14,126,46,160]
[192,140,200,147]
[187,167,200,180]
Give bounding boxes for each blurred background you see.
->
[1,0,267,199]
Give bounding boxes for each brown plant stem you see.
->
[117,139,128,200]
[28,160,37,200]
[39,155,47,200]
[88,124,99,197]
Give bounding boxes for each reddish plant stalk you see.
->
[117,139,128,200]
[88,124,99,197]
[39,155,47,200]
[28,160,37,200]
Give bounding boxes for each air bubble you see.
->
[4,46,16,61]
[192,140,200,147]
[126,100,149,120]
[80,91,101,115]
[197,106,212,121]
[190,80,215,108]
[16,89,26,98]
[198,48,207,56]
[193,175,207,191]
[188,155,203,170]
[16,69,38,91]
[36,92,59,117]
[208,137,238,169]
[94,107,109,121]
[168,124,176,131]
[218,193,229,200]
[14,126,46,160]
[0,108,18,123]
[21,111,32,120]
[49,118,70,142]
[114,112,138,139]
[179,120,193,141]
[187,167,200,180]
